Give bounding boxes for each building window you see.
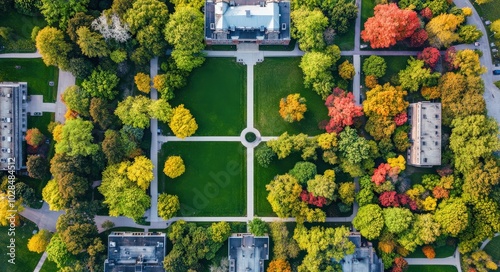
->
[282,23,287,30]
[423,114,427,119]
[435,114,439,118]
[424,158,428,163]
[210,23,215,30]
[422,141,426,146]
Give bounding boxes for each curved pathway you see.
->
[479,232,500,250]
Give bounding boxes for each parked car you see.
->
[493,70,500,75]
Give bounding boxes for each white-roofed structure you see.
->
[407,102,442,167]
[205,0,290,45]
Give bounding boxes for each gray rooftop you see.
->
[0,82,27,171]
[104,232,166,272]
[408,102,442,167]
[228,233,269,272]
[337,233,384,272]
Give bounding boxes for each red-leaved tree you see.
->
[420,7,433,20]
[379,191,399,207]
[418,47,441,69]
[394,112,408,126]
[25,128,45,148]
[324,88,363,133]
[300,190,327,207]
[372,163,392,185]
[392,257,409,272]
[361,3,420,48]
[398,194,418,211]
[409,29,429,48]
[444,46,458,70]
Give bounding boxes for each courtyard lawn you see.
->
[0,220,42,272]
[380,56,411,84]
[158,141,246,217]
[406,245,456,258]
[0,10,45,53]
[0,59,58,102]
[39,259,58,272]
[484,235,500,261]
[161,58,246,136]
[407,266,457,272]
[254,58,328,136]
[335,22,355,51]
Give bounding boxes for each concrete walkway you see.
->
[406,248,462,270]
[158,136,241,142]
[20,203,64,232]
[0,52,41,58]
[27,95,56,113]
[149,57,160,223]
[33,252,48,272]
[55,71,75,123]
[479,232,500,250]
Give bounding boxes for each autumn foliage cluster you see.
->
[361,4,420,48]
[324,88,363,133]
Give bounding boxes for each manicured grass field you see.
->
[406,245,456,258]
[254,58,328,136]
[0,59,58,102]
[0,220,42,272]
[162,58,246,136]
[380,56,411,84]
[407,265,458,272]
[158,141,246,216]
[360,0,375,34]
[335,20,356,51]
[484,235,500,261]
[474,1,500,23]
[0,10,45,53]
[39,259,58,272]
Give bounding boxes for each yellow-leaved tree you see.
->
[168,104,198,138]
[425,13,464,48]
[163,156,185,179]
[134,72,151,94]
[27,229,52,253]
[279,93,307,123]
[127,156,154,190]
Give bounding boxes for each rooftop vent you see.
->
[246,10,251,17]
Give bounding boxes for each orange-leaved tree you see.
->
[361,3,420,48]
[279,93,307,123]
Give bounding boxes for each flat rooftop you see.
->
[229,233,269,272]
[408,102,441,167]
[104,232,166,272]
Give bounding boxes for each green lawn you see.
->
[0,10,46,53]
[27,112,54,137]
[254,58,328,136]
[0,220,42,272]
[407,265,458,272]
[360,0,375,45]
[335,22,355,51]
[380,56,411,84]
[406,245,456,258]
[160,58,246,136]
[484,235,500,261]
[39,259,58,272]
[474,1,500,23]
[158,141,246,216]
[0,59,58,102]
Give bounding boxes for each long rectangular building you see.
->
[0,82,28,171]
[407,102,441,167]
[205,0,291,45]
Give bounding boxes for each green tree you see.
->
[291,7,328,51]
[269,222,300,260]
[26,155,49,180]
[66,12,94,42]
[25,128,45,147]
[300,49,338,98]
[338,181,355,204]
[99,163,151,220]
[76,26,109,58]
[81,68,119,100]
[35,27,72,69]
[255,145,276,168]
[434,197,469,237]
[289,161,317,184]
[458,25,483,43]
[40,0,89,29]
[102,130,125,165]
[307,170,336,200]
[46,233,75,269]
[266,132,294,159]
[266,174,325,223]
[450,115,500,173]
[115,96,152,129]
[165,6,205,72]
[67,57,93,79]
[125,0,169,56]
[55,118,99,156]
[62,85,90,116]
[383,207,414,234]
[90,97,118,130]
[398,58,440,93]
[353,204,384,239]
[337,126,371,164]
[42,180,67,211]
[158,193,180,220]
[328,0,358,34]
[57,173,88,200]
[294,225,355,271]
[248,218,268,237]
[148,98,173,123]
[209,221,231,243]
[362,55,386,78]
